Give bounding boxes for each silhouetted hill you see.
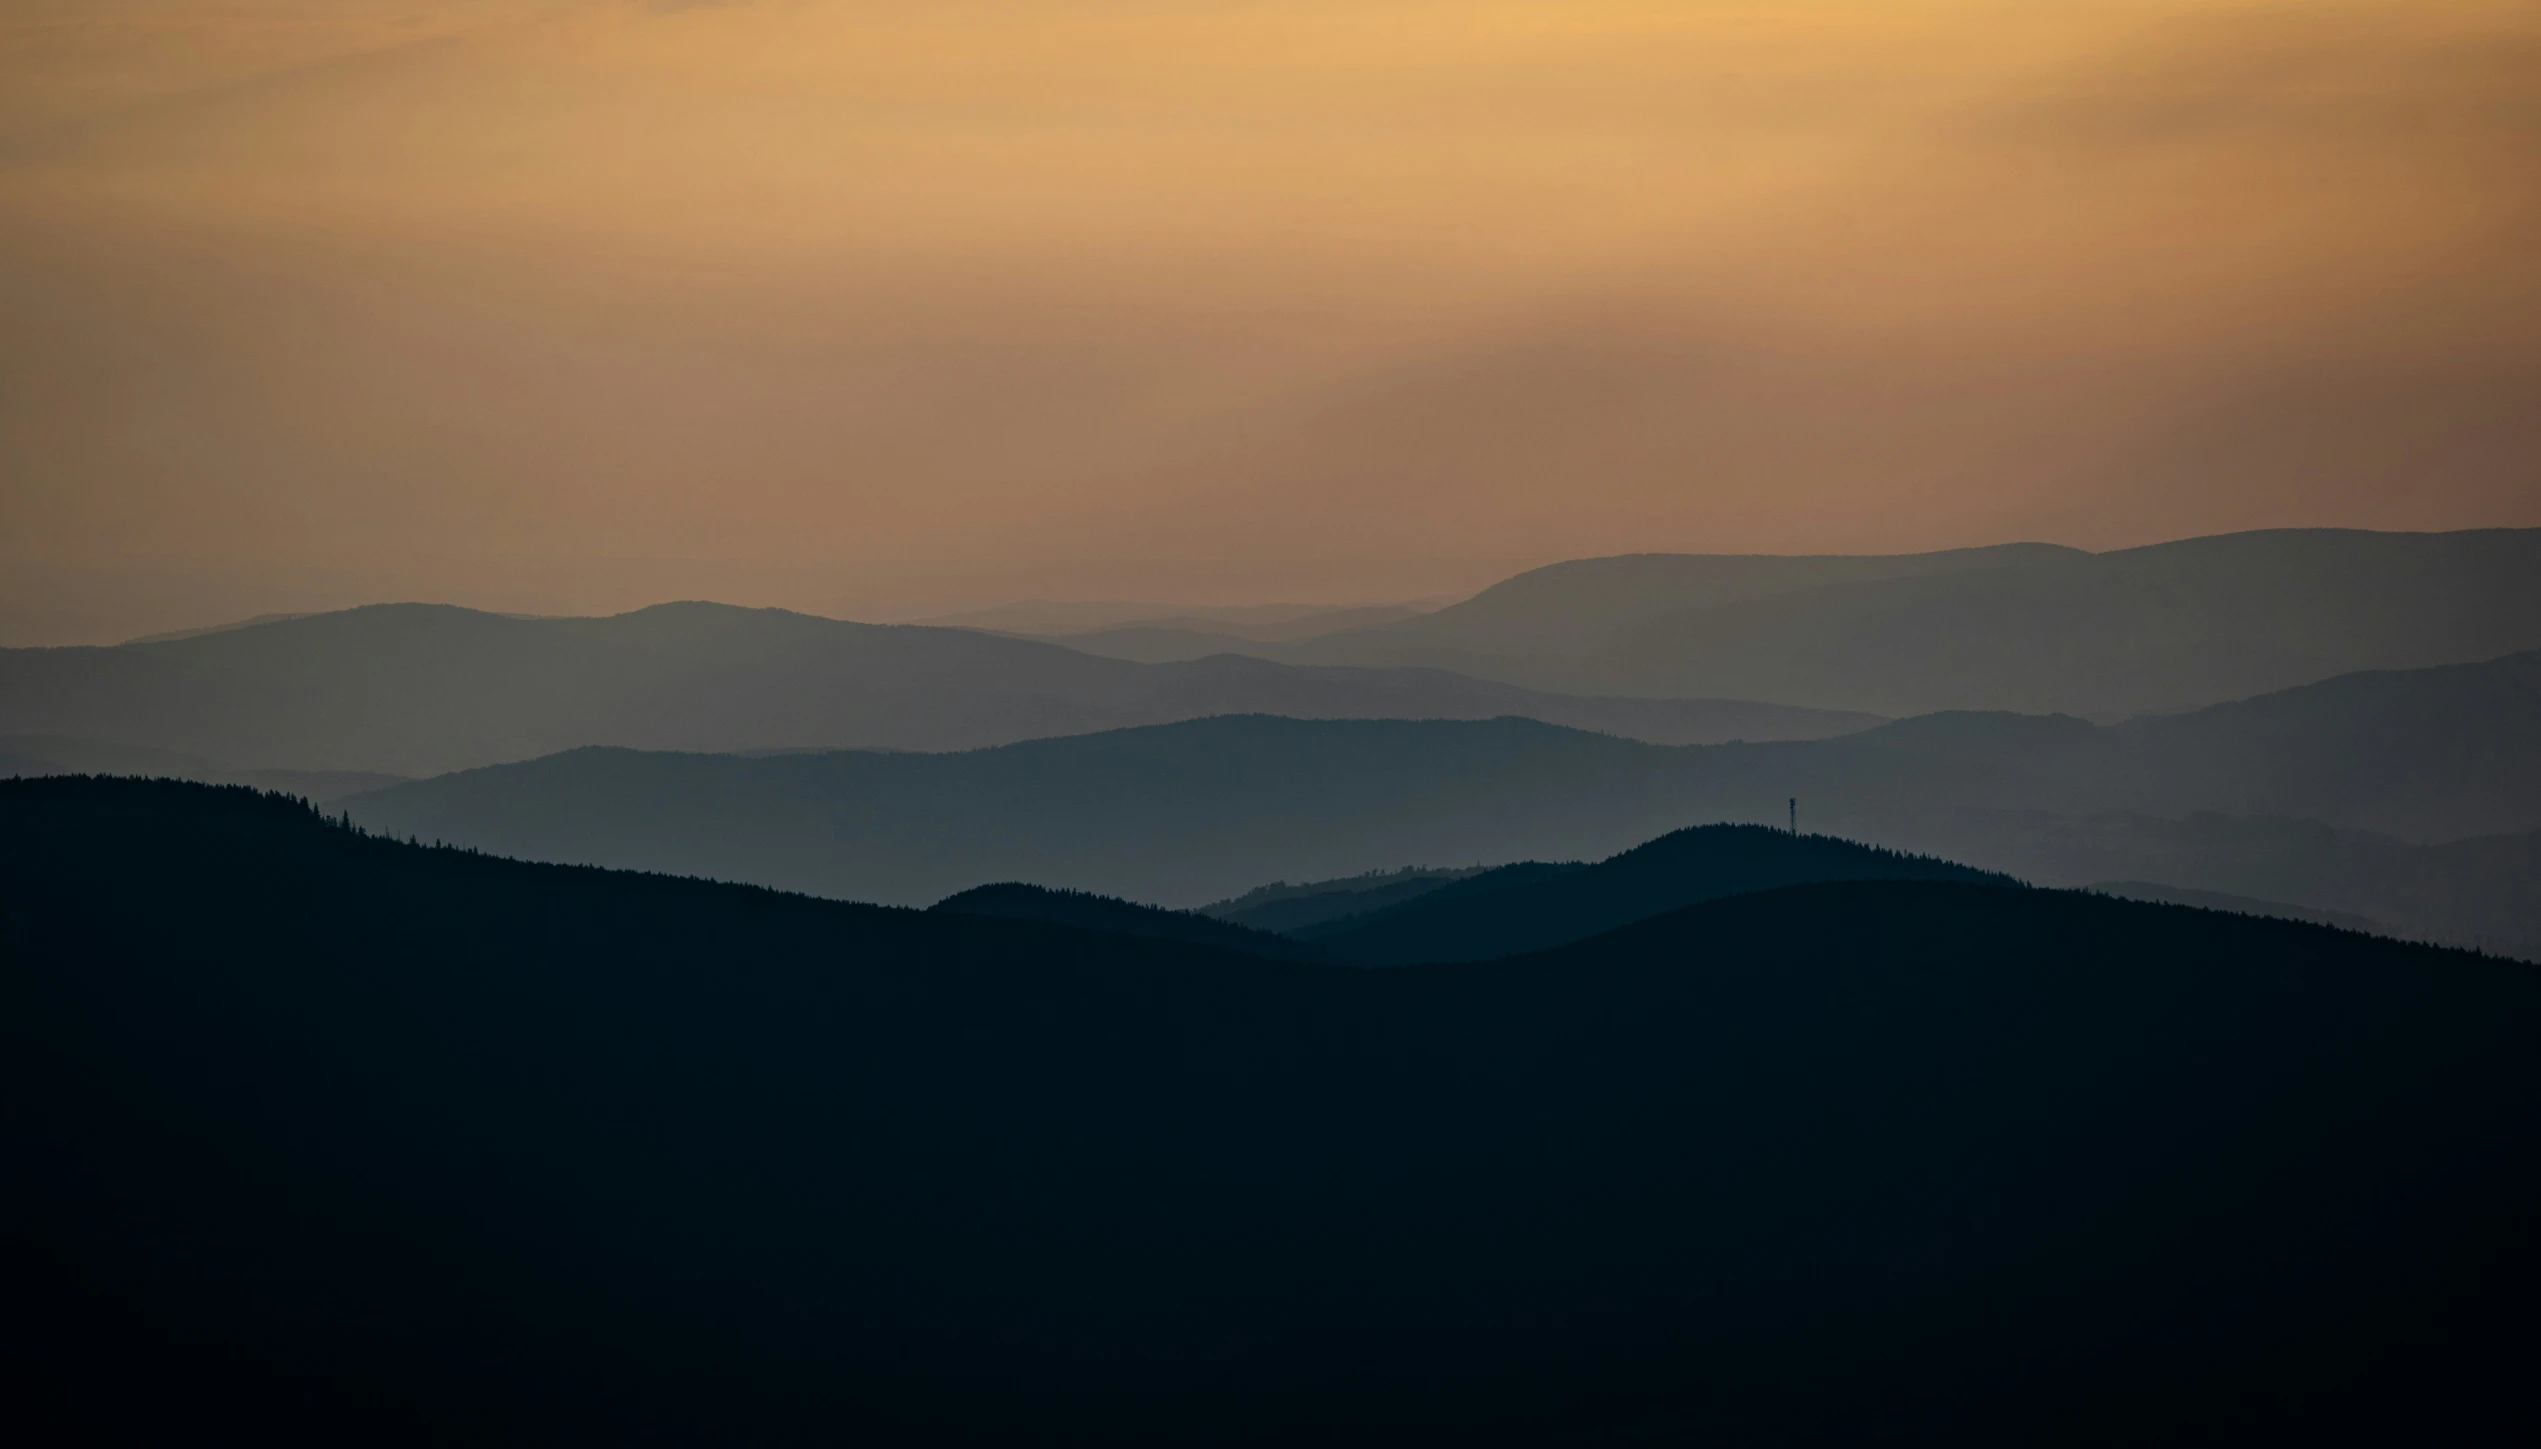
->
[0,733,404,803]
[1212,822,2541,965]
[0,601,1874,774]
[10,777,2541,1444]
[1253,529,2541,717]
[1399,542,2085,639]
[1203,866,1489,933]
[930,882,1328,962]
[1294,861,1588,939]
[343,715,2074,907]
[1304,826,2019,964]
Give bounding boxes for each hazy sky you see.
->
[3,0,2536,642]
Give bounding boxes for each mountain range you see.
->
[338,648,2541,955]
[350,708,2157,909]
[10,526,2534,961]
[0,601,1872,776]
[1836,646,2541,842]
[10,777,2539,1444]
[6,528,2533,777]
[914,599,1432,640]
[1054,528,2541,718]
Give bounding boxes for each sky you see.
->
[2,0,2536,644]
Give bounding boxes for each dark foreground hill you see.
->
[1,733,402,804]
[930,882,1328,962]
[1303,825,2019,965]
[0,601,1872,775]
[1218,826,2541,964]
[9,777,2541,1445]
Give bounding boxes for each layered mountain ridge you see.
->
[1056,528,2541,718]
[335,649,2541,956]
[0,601,1874,775]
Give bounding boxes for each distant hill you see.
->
[1026,546,2068,665]
[2107,648,2541,840]
[16,528,2532,776]
[930,881,1328,962]
[119,611,320,645]
[1019,624,1291,665]
[1374,542,2085,641]
[1840,648,2541,843]
[912,599,1429,639]
[0,601,1874,775]
[1221,529,2541,718]
[11,777,2541,1444]
[1304,826,2018,965]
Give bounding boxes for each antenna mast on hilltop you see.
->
[1789,797,1797,835]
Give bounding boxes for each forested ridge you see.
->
[8,776,2541,1445]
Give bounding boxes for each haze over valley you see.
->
[10,527,2535,958]
[8,2,2540,1442]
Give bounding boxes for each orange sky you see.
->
[3,0,2537,643]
